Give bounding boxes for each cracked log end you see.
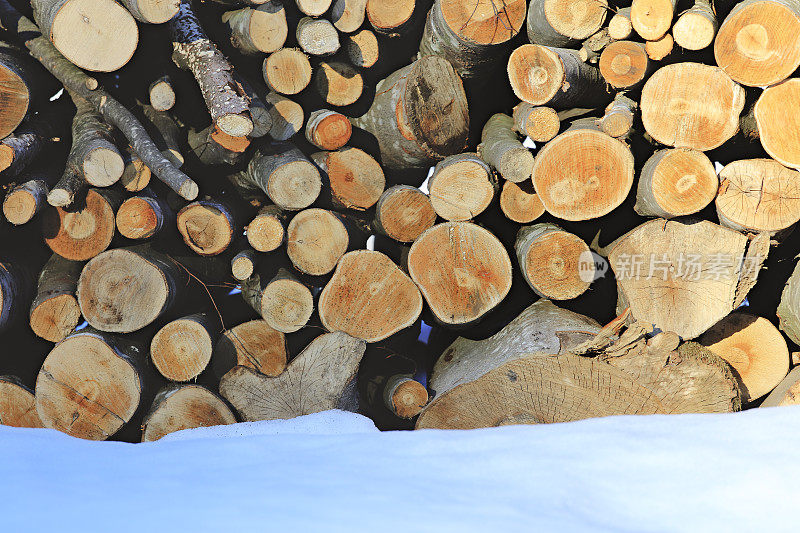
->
[30,293,81,343]
[142,384,237,442]
[500,180,545,224]
[177,201,236,256]
[213,319,287,378]
[0,377,42,428]
[42,189,117,261]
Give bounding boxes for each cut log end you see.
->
[266,160,322,211]
[215,113,254,138]
[120,153,152,192]
[429,155,494,221]
[30,293,81,343]
[366,0,414,33]
[315,61,363,107]
[673,7,716,51]
[507,44,563,105]
[177,202,235,257]
[116,197,161,240]
[636,148,717,218]
[215,320,287,377]
[83,147,125,187]
[0,378,42,428]
[231,254,255,281]
[0,61,29,139]
[755,79,800,170]
[151,316,214,382]
[261,277,314,333]
[307,111,352,150]
[247,211,285,252]
[599,41,649,89]
[645,32,673,60]
[517,224,592,300]
[42,189,117,261]
[320,147,385,210]
[441,0,526,45]
[375,186,437,243]
[263,48,312,95]
[631,0,675,41]
[3,188,38,225]
[287,208,348,276]
[142,385,237,442]
[346,30,379,68]
[512,104,560,143]
[500,180,545,224]
[608,10,633,40]
[387,377,428,418]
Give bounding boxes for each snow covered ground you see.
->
[1,408,797,532]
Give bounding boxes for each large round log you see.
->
[754,79,800,169]
[42,188,121,262]
[212,319,287,378]
[142,384,237,442]
[630,0,676,40]
[526,0,607,47]
[286,208,350,276]
[634,149,717,219]
[373,185,437,243]
[151,314,218,382]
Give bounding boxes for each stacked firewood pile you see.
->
[1,0,800,440]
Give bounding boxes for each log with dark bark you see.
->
[176,199,239,256]
[2,167,59,225]
[0,118,58,176]
[187,125,249,167]
[141,105,184,168]
[231,247,257,281]
[0,258,33,334]
[28,254,82,343]
[148,75,176,112]
[142,384,237,442]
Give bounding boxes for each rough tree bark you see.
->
[28,254,82,343]
[478,113,534,183]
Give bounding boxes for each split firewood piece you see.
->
[2,167,59,225]
[297,17,340,56]
[351,56,468,169]
[241,143,322,211]
[170,1,252,137]
[77,245,189,333]
[762,367,800,408]
[778,260,800,345]
[116,192,174,240]
[754,79,800,169]
[499,181,545,224]
[366,0,417,36]
[306,109,352,151]
[608,7,632,40]
[598,41,650,89]
[64,95,125,190]
[231,248,258,281]
[383,375,428,418]
[331,0,367,32]
[29,254,82,343]
[645,33,674,60]
[673,0,717,50]
[630,0,676,41]
[31,0,138,72]
[515,223,592,300]
[0,0,198,200]
[177,199,239,257]
[533,120,634,221]
[408,222,512,325]
[599,95,637,139]
[42,188,121,261]
[526,0,607,47]
[609,219,766,339]
[478,113,534,184]
[0,119,58,176]
[418,0,526,78]
[715,0,800,87]
[151,313,218,382]
[296,0,333,16]
[286,208,351,276]
[319,250,422,342]
[699,313,789,402]
[213,319,287,378]
[312,147,385,210]
[141,105,184,168]
[220,331,367,421]
[634,148,717,218]
[187,125,249,167]
[246,205,285,252]
[263,48,312,95]
[345,29,379,68]
[428,153,496,221]
[223,1,287,55]
[716,159,800,234]
[0,376,42,428]
[373,185,437,243]
[507,45,612,108]
[264,92,304,141]
[148,75,175,112]
[641,63,745,151]
[142,384,236,442]
[242,267,314,333]
[120,148,151,192]
[35,329,144,440]
[511,103,560,143]
[314,61,363,107]
[121,0,180,23]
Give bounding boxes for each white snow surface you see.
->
[1,408,798,532]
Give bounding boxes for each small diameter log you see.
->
[141,105,184,168]
[149,76,176,112]
[42,188,121,261]
[645,33,674,60]
[121,0,180,23]
[366,0,417,36]
[345,29,379,68]
[598,41,650,89]
[296,0,333,16]
[533,121,634,221]
[478,113,534,183]
[151,314,218,382]
[762,367,800,407]
[213,319,287,378]
[408,222,512,325]
[699,313,789,402]
[263,48,312,95]
[351,56,469,169]
[331,0,367,32]
[223,2,287,55]
[778,260,800,345]
[715,0,800,87]
[188,125,249,167]
[264,92,304,141]
[578,27,613,64]
[220,331,366,421]
[526,0,607,47]
[246,205,285,252]
[599,95,637,138]
[120,149,152,192]
[305,109,352,150]
[373,185,437,243]
[242,268,314,333]
[314,61,363,107]
[641,63,745,151]
[634,148,717,218]
[31,0,138,72]
[319,250,422,342]
[3,171,56,225]
[77,246,188,333]
[287,208,349,276]
[171,1,252,137]
[0,46,39,139]
[116,193,173,240]
[673,0,717,50]
[754,79,800,169]
[0,376,42,428]
[507,45,612,108]
[384,375,427,418]
[176,199,238,257]
[716,159,800,234]
[142,384,236,442]
[312,147,385,210]
[511,103,560,143]
[418,0,526,78]
[243,143,322,210]
[29,254,82,343]
[630,0,677,41]
[35,329,143,440]
[428,153,496,221]
[296,17,340,56]
[515,223,592,300]
[231,248,257,281]
[608,7,633,40]
[609,219,766,339]
[0,119,58,176]
[69,95,125,188]
[499,180,545,224]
